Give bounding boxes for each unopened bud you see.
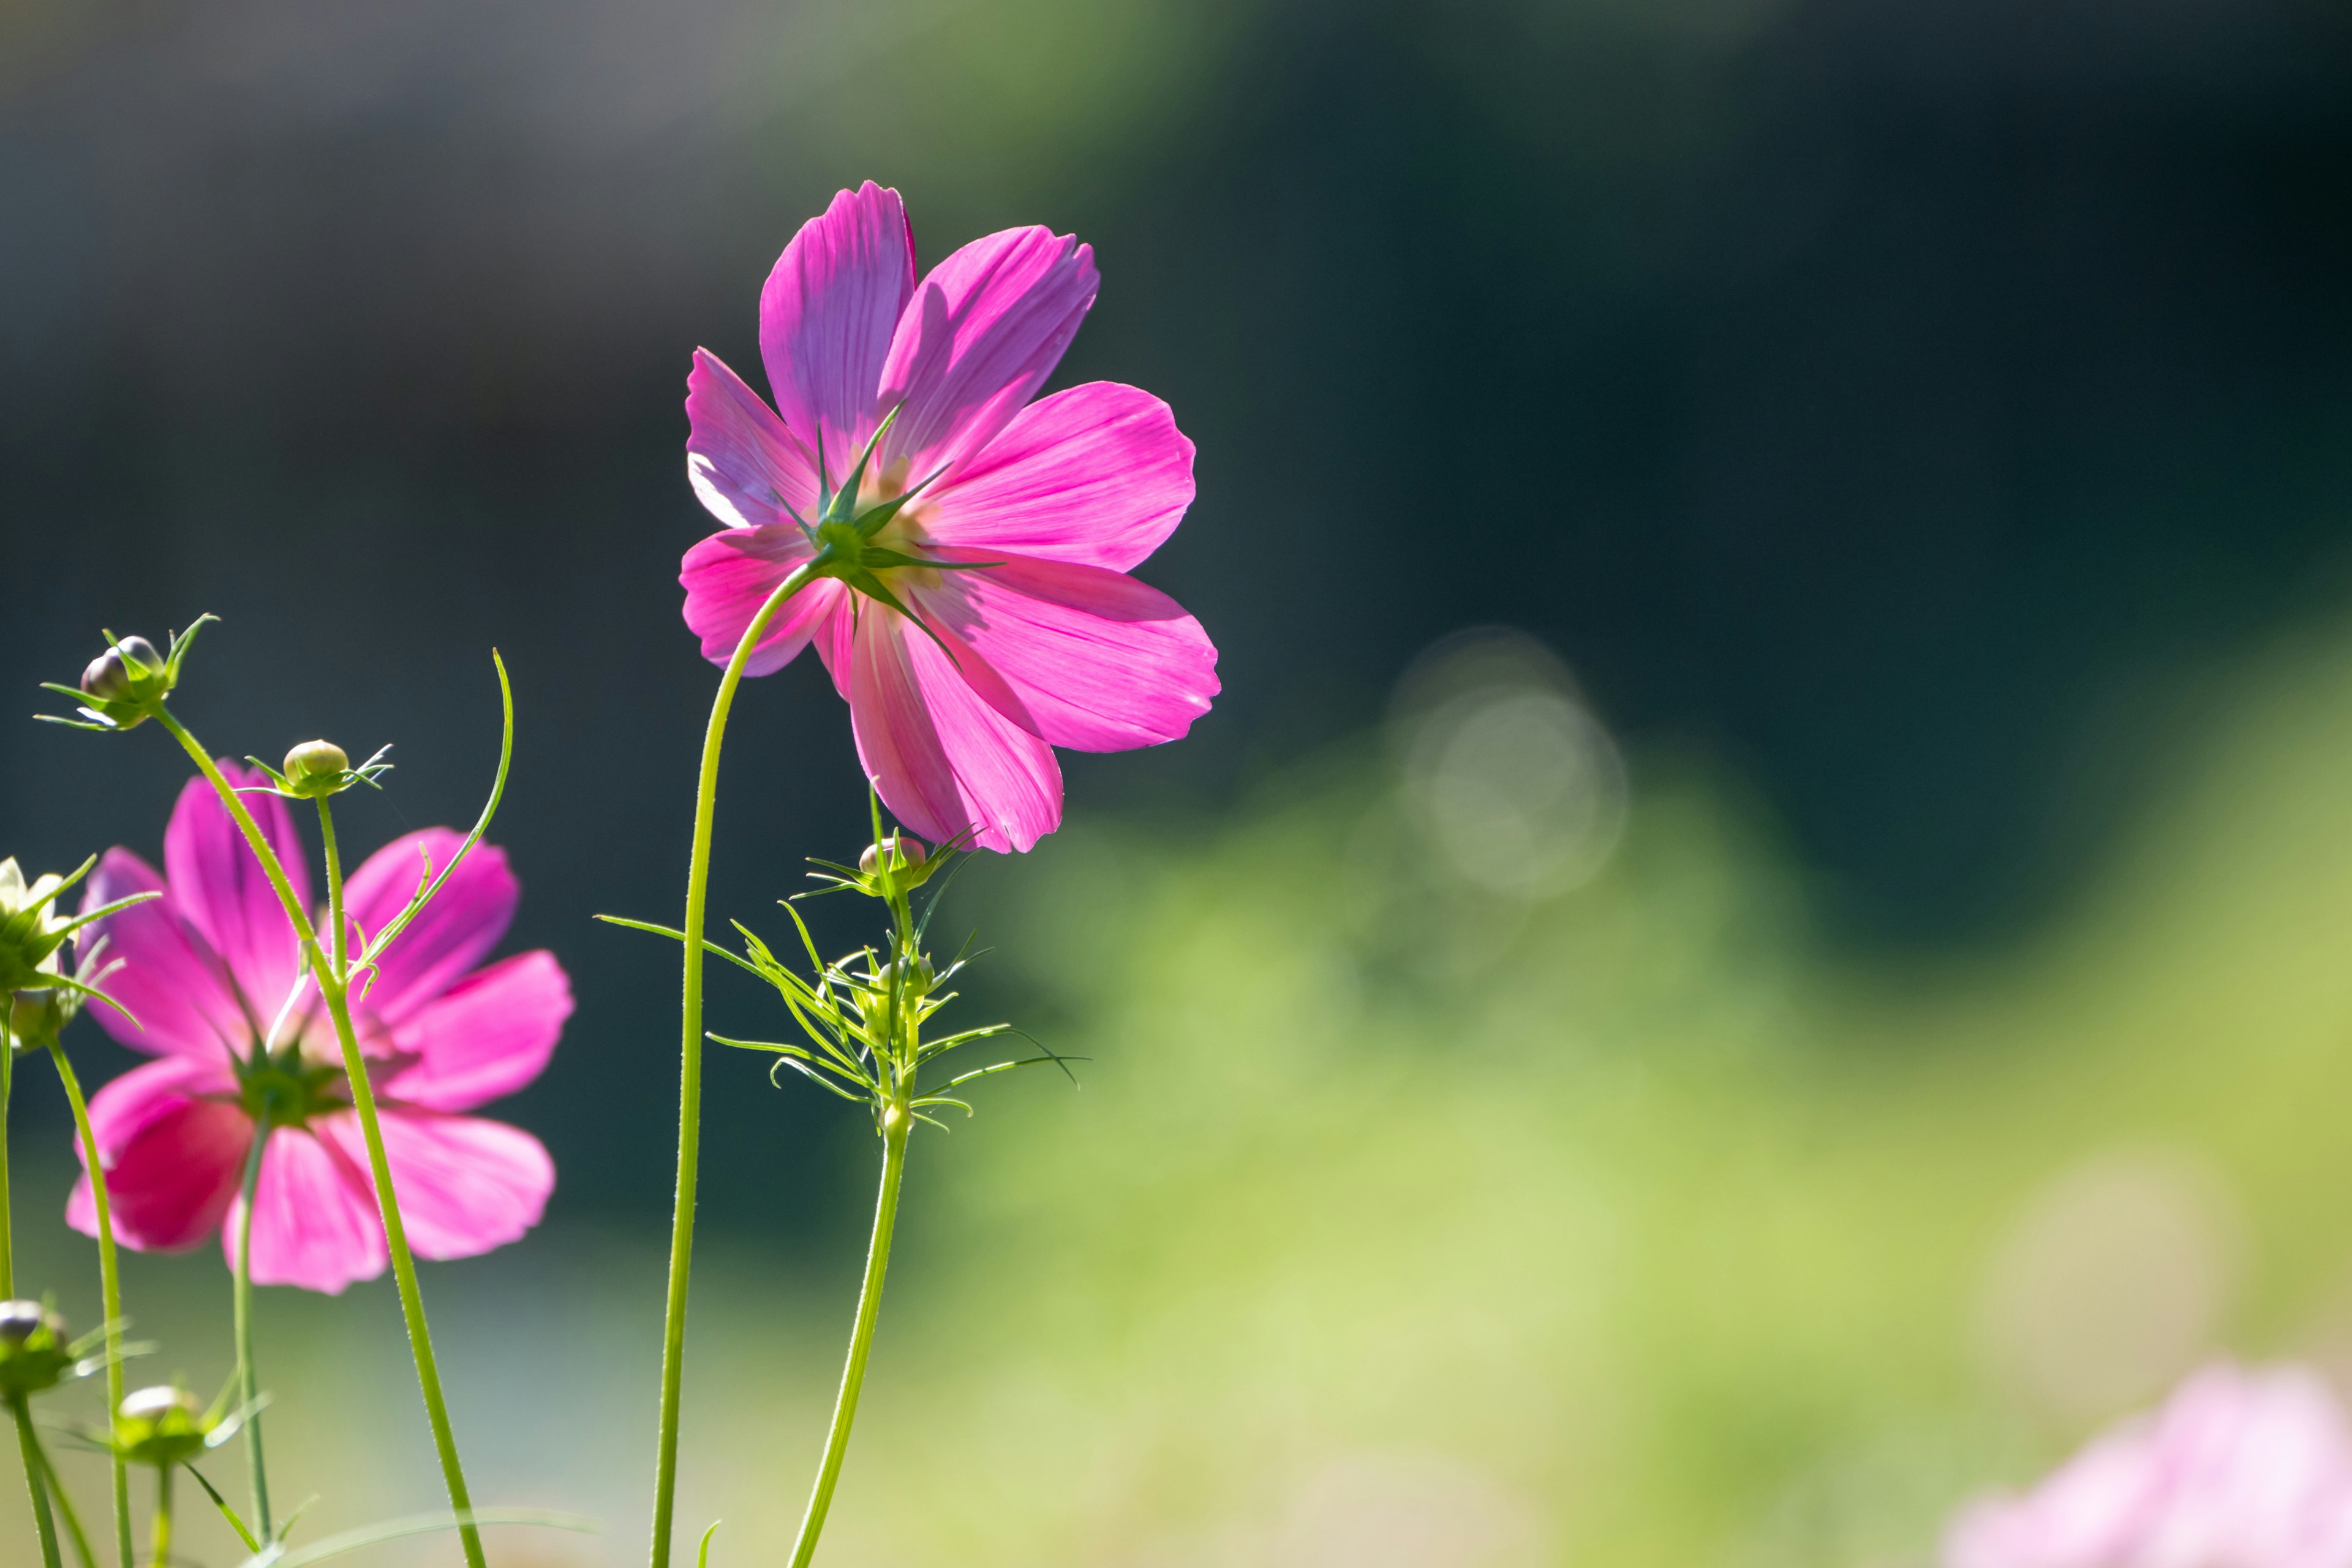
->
[284,739,350,782]
[0,1300,72,1397]
[115,1385,207,1467]
[859,836,927,876]
[0,1301,59,1348]
[78,637,164,704]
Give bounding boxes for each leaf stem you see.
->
[649,562,819,1568]
[45,1040,129,1568]
[785,1112,910,1568]
[233,1130,271,1540]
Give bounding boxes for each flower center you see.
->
[236,1044,349,1130]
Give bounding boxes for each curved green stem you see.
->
[12,1396,62,1568]
[152,712,486,1568]
[233,1131,270,1540]
[785,1114,910,1568]
[649,562,819,1568]
[32,1428,96,1568]
[45,1041,129,1568]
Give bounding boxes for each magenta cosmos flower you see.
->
[679,181,1218,853]
[1945,1362,2352,1568]
[67,766,571,1294]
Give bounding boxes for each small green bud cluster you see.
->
[42,619,214,734]
[856,834,936,897]
[111,1385,208,1468]
[0,1301,74,1398]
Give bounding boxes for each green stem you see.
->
[649,561,819,1568]
[150,712,484,1568]
[12,1396,61,1568]
[315,797,486,1568]
[46,1042,129,1568]
[785,1113,910,1568]
[233,1131,270,1540]
[149,1466,170,1568]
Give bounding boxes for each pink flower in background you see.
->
[1945,1362,2352,1568]
[67,767,571,1294]
[679,181,1218,853]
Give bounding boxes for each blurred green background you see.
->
[6,0,2352,1561]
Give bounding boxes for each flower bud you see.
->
[856,832,926,893]
[284,739,350,782]
[78,638,162,701]
[0,1300,72,1397]
[115,1385,208,1468]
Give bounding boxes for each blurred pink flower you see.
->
[679,181,1218,853]
[67,767,571,1294]
[1945,1362,2352,1568]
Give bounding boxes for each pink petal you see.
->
[382,950,572,1112]
[67,1056,249,1253]
[912,552,1218,752]
[817,605,1061,853]
[76,849,251,1061]
[314,1110,552,1262]
[224,1125,387,1293]
[163,767,311,1028]
[878,225,1099,484]
[685,347,821,531]
[338,830,515,1024]
[920,382,1196,572]
[679,525,848,676]
[758,181,916,477]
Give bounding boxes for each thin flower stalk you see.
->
[145,679,516,1568]
[649,558,820,1568]
[11,1396,63,1568]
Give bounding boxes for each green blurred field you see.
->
[13,616,2352,1567]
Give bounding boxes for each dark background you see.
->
[6,0,2351,1228]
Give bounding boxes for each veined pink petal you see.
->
[383,950,572,1112]
[818,605,1061,853]
[77,849,251,1061]
[759,181,916,477]
[315,1110,552,1261]
[686,348,822,531]
[163,768,309,1028]
[67,1056,249,1252]
[227,1125,387,1293]
[913,552,1218,752]
[679,526,848,675]
[878,225,1099,483]
[919,382,1196,572]
[339,831,514,1023]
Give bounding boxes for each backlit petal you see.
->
[315,1110,552,1262]
[878,225,1098,483]
[913,553,1216,752]
[679,526,848,676]
[226,1124,387,1294]
[758,181,916,477]
[920,382,1195,572]
[685,348,821,531]
[818,606,1061,853]
[162,767,309,1027]
[382,950,572,1112]
[76,849,251,1061]
[66,1056,249,1253]
[339,830,514,1023]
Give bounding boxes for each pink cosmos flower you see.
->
[1945,1362,2352,1568]
[67,766,571,1294]
[679,181,1219,853]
